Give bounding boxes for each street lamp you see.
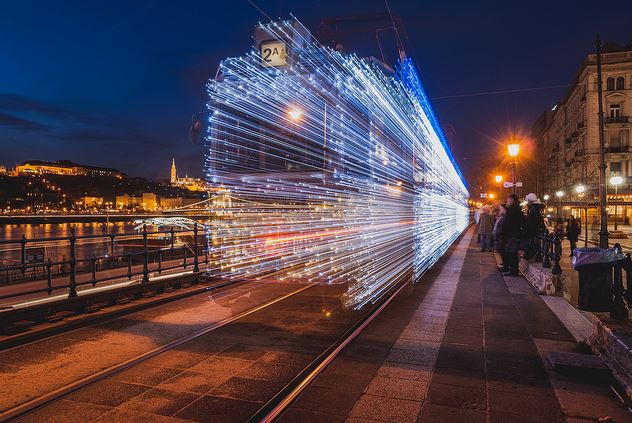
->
[610,175,623,231]
[494,175,503,200]
[575,184,588,247]
[287,108,303,121]
[507,144,520,194]
[543,194,550,201]
[555,190,564,218]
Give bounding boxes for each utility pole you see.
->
[595,36,609,248]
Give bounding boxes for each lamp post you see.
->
[555,190,564,218]
[575,185,588,247]
[495,175,503,201]
[596,36,609,248]
[507,144,520,195]
[610,175,623,231]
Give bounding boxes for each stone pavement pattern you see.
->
[281,228,631,422]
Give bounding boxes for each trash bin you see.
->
[573,247,626,311]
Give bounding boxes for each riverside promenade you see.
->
[280,227,631,422]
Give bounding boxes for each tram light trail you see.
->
[205,19,469,309]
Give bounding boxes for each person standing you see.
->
[494,205,507,271]
[478,206,494,252]
[501,194,525,276]
[523,193,545,260]
[566,216,580,257]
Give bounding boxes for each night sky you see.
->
[1,0,630,182]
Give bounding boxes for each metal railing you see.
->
[536,231,562,275]
[0,223,209,303]
[610,243,631,320]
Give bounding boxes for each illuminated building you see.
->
[535,41,632,198]
[82,196,103,207]
[205,19,469,308]
[15,160,124,178]
[169,158,208,192]
[116,193,157,210]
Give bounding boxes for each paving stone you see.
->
[488,389,563,420]
[277,407,346,423]
[95,408,193,422]
[349,394,422,422]
[365,376,427,401]
[148,349,209,369]
[375,362,432,382]
[426,382,486,410]
[174,395,262,423]
[157,370,224,394]
[210,376,279,402]
[386,346,439,366]
[417,402,486,423]
[65,380,150,407]
[111,364,183,387]
[119,387,200,417]
[312,369,375,393]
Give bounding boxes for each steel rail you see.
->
[247,275,410,422]
[0,281,317,422]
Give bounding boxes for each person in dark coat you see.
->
[523,193,545,260]
[566,216,581,256]
[501,194,525,276]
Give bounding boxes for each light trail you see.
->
[204,19,469,309]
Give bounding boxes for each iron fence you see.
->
[0,223,209,303]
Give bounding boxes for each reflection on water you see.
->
[0,221,138,265]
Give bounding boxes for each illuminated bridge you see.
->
[206,19,469,308]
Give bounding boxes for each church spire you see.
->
[170,158,177,184]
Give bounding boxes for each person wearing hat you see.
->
[501,194,525,276]
[523,193,545,260]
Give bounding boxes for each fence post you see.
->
[551,234,562,275]
[625,253,632,307]
[611,244,628,320]
[193,222,199,273]
[46,258,53,295]
[542,235,551,268]
[142,224,149,283]
[68,226,78,298]
[91,256,97,286]
[20,235,27,275]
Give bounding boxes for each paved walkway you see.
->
[281,227,631,422]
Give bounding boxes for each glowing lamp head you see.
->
[610,175,623,186]
[489,193,495,199]
[555,190,564,198]
[507,143,520,158]
[494,175,503,183]
[575,185,586,194]
[287,108,303,121]
[543,194,550,201]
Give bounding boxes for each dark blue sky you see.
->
[1,0,630,180]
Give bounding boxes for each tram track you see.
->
[3,272,412,423]
[0,281,316,422]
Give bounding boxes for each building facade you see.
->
[15,160,124,178]
[534,42,632,220]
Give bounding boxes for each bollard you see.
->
[193,222,200,273]
[68,227,78,298]
[127,254,132,280]
[625,253,632,307]
[20,235,27,275]
[91,256,97,286]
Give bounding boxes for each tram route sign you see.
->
[503,181,523,188]
[260,40,287,67]
[26,247,45,264]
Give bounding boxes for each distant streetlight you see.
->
[575,185,586,194]
[610,175,623,231]
[576,184,589,247]
[543,194,550,201]
[495,175,503,184]
[507,143,520,195]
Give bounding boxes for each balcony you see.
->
[576,121,585,130]
[605,116,629,124]
[574,150,584,157]
[606,145,631,153]
[564,138,573,145]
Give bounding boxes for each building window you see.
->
[610,130,622,148]
[607,77,615,91]
[610,104,621,118]
[610,161,622,176]
[616,76,625,90]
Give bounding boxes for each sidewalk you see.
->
[280,227,631,422]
